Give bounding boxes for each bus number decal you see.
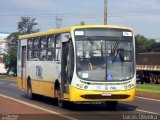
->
[36,65,43,78]
[96,85,101,90]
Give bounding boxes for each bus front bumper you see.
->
[69,85,136,102]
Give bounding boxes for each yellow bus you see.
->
[17,25,136,109]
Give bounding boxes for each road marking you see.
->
[9,84,18,87]
[0,94,78,120]
[136,96,160,102]
[135,108,160,115]
[127,107,160,115]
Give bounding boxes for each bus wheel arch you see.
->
[54,79,60,97]
[54,79,68,108]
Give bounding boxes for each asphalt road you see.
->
[0,79,159,120]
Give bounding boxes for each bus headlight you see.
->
[128,84,131,88]
[124,85,128,89]
[84,85,88,89]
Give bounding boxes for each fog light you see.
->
[84,85,88,89]
[79,84,83,88]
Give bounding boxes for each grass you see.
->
[136,84,160,94]
[0,75,16,80]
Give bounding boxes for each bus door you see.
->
[21,46,27,89]
[61,41,70,97]
[61,39,74,99]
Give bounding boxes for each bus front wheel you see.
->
[58,99,68,108]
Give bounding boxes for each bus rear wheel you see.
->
[153,75,158,84]
[158,75,160,84]
[27,80,35,100]
[150,74,154,83]
[105,101,118,110]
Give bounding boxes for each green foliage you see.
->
[80,21,85,25]
[17,17,40,34]
[135,34,160,53]
[3,17,40,74]
[3,32,20,73]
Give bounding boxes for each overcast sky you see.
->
[0,0,160,40]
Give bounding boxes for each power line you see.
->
[0,9,160,20]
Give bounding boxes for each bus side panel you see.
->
[17,77,23,89]
[29,80,55,98]
[25,61,60,97]
[42,81,55,97]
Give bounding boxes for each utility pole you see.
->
[104,0,107,25]
[56,15,63,29]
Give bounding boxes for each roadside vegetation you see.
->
[0,75,16,80]
[3,17,40,75]
[136,84,160,94]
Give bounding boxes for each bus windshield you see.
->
[75,28,134,81]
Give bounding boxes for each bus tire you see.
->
[153,75,158,84]
[105,101,118,110]
[150,74,153,83]
[58,99,68,108]
[54,79,60,98]
[27,79,34,100]
[158,75,160,84]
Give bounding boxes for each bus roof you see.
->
[18,25,132,39]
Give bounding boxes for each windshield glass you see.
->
[75,28,134,81]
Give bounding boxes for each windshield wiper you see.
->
[88,37,101,51]
[111,38,122,55]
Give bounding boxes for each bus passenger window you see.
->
[28,39,33,49]
[47,36,55,61]
[32,50,39,61]
[48,36,55,48]
[27,39,33,60]
[27,50,32,60]
[40,37,47,49]
[40,49,47,61]
[55,35,61,61]
[47,49,54,61]
[33,38,39,49]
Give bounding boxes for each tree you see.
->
[3,32,20,74]
[17,17,40,34]
[80,21,85,25]
[3,17,40,74]
[151,42,160,52]
[135,34,156,53]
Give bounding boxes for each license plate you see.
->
[101,92,112,96]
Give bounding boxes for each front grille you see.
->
[81,94,130,99]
